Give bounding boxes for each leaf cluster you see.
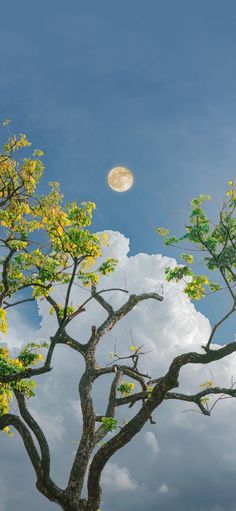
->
[117,381,135,397]
[101,417,118,432]
[157,183,236,300]
[0,133,118,432]
[0,342,46,434]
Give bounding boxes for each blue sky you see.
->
[1,0,235,332]
[0,0,235,255]
[0,2,236,510]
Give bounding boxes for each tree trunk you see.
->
[61,505,94,511]
[61,498,96,511]
[61,507,85,511]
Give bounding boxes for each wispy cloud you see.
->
[158,482,169,494]
[144,431,160,454]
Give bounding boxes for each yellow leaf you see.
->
[0,308,8,334]
[57,226,63,235]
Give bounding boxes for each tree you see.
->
[0,132,235,511]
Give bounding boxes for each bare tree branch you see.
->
[44,327,66,368]
[0,247,16,302]
[58,328,86,355]
[166,341,236,384]
[116,386,236,410]
[87,292,163,350]
[66,363,97,496]
[0,365,51,384]
[14,391,51,477]
[87,377,168,508]
[204,303,236,350]
[94,370,123,445]
[0,413,41,477]
[3,297,35,309]
[66,287,129,324]
[95,364,150,386]
[63,257,81,321]
[91,284,114,314]
[87,340,236,507]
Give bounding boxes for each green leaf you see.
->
[101,417,118,432]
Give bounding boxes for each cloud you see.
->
[4,306,38,349]
[102,462,138,491]
[144,431,160,454]
[29,408,65,447]
[158,482,169,494]
[1,231,236,511]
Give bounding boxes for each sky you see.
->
[0,1,236,510]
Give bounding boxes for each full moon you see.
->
[107,166,134,192]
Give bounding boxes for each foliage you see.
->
[0,308,8,333]
[117,381,135,397]
[101,417,118,432]
[0,342,46,434]
[146,385,154,398]
[157,182,236,300]
[0,133,116,306]
[0,132,117,437]
[199,380,215,389]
